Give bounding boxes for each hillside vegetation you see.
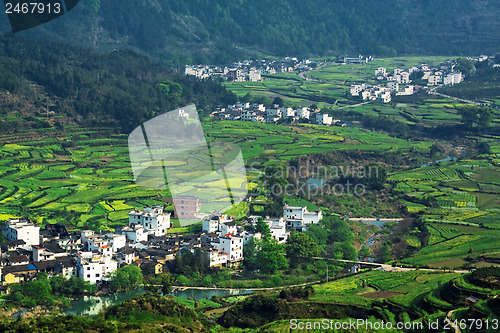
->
[3,0,500,66]
[0,35,236,133]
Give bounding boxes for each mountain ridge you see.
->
[0,0,498,67]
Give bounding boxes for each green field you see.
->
[390,160,500,221]
[0,121,433,231]
[0,130,168,231]
[312,270,460,308]
[227,267,499,331]
[202,120,432,163]
[405,223,500,268]
[223,56,495,125]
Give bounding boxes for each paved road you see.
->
[171,281,321,292]
[429,85,489,107]
[429,90,483,106]
[328,259,470,274]
[336,101,371,109]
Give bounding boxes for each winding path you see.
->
[322,259,470,274]
[445,310,462,333]
[170,281,321,292]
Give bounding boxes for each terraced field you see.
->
[405,223,500,268]
[312,270,461,307]
[202,120,432,163]
[236,267,499,331]
[0,121,433,231]
[0,130,166,231]
[390,160,499,222]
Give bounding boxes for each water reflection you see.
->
[63,288,254,316]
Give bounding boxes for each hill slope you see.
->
[0,34,236,133]
[2,0,500,66]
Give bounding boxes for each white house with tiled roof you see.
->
[3,218,40,246]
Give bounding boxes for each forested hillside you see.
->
[2,0,500,67]
[0,35,236,133]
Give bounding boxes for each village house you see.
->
[296,107,310,119]
[283,205,323,231]
[173,196,201,219]
[213,236,243,266]
[76,251,118,284]
[203,246,228,268]
[2,218,40,246]
[129,205,170,237]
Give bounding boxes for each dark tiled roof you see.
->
[34,261,56,271]
[120,247,135,255]
[41,241,66,254]
[1,240,26,251]
[3,265,37,274]
[55,256,76,268]
[8,255,29,263]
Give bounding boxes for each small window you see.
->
[87,274,90,278]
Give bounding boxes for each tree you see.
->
[409,71,424,81]
[202,275,213,287]
[358,246,371,259]
[376,244,391,263]
[156,80,183,106]
[457,106,493,129]
[429,142,443,159]
[255,217,271,240]
[264,197,284,218]
[144,273,175,295]
[321,216,353,243]
[286,232,319,267]
[110,265,143,291]
[140,262,158,276]
[241,92,253,103]
[455,58,476,78]
[340,242,357,260]
[255,239,288,274]
[363,163,387,190]
[243,237,259,271]
[475,142,491,155]
[7,273,56,307]
[273,97,284,107]
[305,223,328,246]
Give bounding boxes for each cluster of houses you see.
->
[349,61,468,103]
[185,57,318,81]
[211,103,346,126]
[350,83,394,103]
[185,65,262,82]
[0,204,322,286]
[341,55,374,65]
